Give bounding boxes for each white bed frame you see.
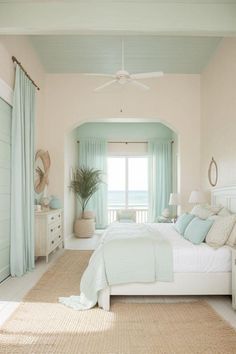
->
[98,185,236,311]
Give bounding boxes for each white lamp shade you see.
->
[189,190,206,204]
[169,193,181,206]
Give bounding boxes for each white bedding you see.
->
[149,223,232,273]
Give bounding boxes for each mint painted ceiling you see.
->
[31,35,221,74]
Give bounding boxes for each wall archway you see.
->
[65,116,180,137]
[64,117,180,239]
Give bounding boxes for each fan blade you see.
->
[94,79,117,92]
[131,72,164,79]
[131,80,150,91]
[84,73,115,78]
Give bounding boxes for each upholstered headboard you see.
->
[211,185,236,213]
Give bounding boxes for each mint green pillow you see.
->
[184,217,214,244]
[174,213,195,235]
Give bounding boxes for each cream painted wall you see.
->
[201,38,236,192]
[0,36,45,147]
[43,74,201,216]
[64,129,77,238]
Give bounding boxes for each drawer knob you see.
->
[51,240,54,244]
[59,235,61,239]
[51,217,54,221]
[58,214,61,218]
[58,225,61,229]
[50,229,53,232]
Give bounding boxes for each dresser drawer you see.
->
[47,211,62,225]
[48,231,63,251]
[48,222,62,239]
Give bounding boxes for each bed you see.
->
[98,186,236,311]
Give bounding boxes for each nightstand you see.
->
[232,248,236,310]
[35,209,64,262]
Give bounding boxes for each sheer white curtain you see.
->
[148,140,172,222]
[79,137,108,228]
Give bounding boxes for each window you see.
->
[108,157,148,209]
[108,157,126,208]
[128,157,148,208]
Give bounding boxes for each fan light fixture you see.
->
[84,40,164,92]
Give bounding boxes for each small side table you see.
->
[232,248,236,310]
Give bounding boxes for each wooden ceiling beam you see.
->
[0,2,235,36]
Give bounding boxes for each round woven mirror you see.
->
[208,157,218,187]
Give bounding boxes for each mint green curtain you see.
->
[79,137,107,228]
[148,140,172,222]
[10,65,36,276]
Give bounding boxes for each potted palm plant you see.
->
[70,166,103,238]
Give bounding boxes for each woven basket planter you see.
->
[74,218,95,238]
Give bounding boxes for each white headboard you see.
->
[211,185,236,213]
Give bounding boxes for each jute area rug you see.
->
[0,250,236,354]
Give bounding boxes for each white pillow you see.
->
[208,215,220,221]
[206,215,236,248]
[117,209,136,222]
[217,207,231,216]
[227,222,236,246]
[190,205,214,220]
[210,205,223,214]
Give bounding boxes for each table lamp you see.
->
[189,190,206,205]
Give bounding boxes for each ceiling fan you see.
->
[85,40,164,92]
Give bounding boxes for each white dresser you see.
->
[35,209,63,262]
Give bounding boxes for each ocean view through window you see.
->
[108,157,148,223]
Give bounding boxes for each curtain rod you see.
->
[12,56,40,91]
[77,140,174,144]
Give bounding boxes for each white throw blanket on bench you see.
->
[59,223,173,310]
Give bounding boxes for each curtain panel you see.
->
[148,140,172,222]
[79,137,108,228]
[10,65,36,276]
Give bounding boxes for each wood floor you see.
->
[0,233,236,329]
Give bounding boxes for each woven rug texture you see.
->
[0,250,236,354]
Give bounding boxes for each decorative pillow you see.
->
[206,215,236,248]
[217,207,231,216]
[190,204,219,220]
[174,213,195,235]
[210,205,223,214]
[117,209,136,222]
[208,215,220,221]
[184,217,214,245]
[226,220,236,246]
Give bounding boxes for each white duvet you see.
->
[147,223,232,273]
